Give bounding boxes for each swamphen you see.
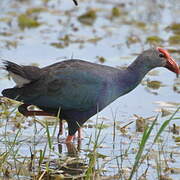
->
[2,47,180,142]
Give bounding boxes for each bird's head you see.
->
[137,48,180,77]
[157,47,179,76]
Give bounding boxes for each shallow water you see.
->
[0,0,180,179]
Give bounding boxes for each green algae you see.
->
[168,35,180,45]
[147,80,163,89]
[146,36,164,45]
[111,7,121,17]
[0,17,12,23]
[78,10,97,25]
[18,14,41,30]
[50,42,64,49]
[134,21,147,30]
[26,7,47,15]
[97,56,106,63]
[127,35,141,46]
[166,23,180,35]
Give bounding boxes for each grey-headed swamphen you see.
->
[2,47,180,142]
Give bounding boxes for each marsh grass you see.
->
[0,98,179,180]
[129,107,180,180]
[85,112,105,180]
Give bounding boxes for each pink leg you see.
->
[66,135,74,143]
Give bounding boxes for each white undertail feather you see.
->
[9,72,30,88]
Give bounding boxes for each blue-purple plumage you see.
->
[2,48,179,136]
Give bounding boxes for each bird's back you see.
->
[2,59,121,113]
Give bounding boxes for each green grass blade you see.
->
[129,116,158,180]
[45,122,52,150]
[153,107,180,143]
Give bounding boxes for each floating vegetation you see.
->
[168,35,180,45]
[146,36,164,45]
[0,32,12,36]
[50,35,102,49]
[123,20,147,30]
[173,78,180,94]
[135,115,147,132]
[87,37,102,44]
[50,42,64,49]
[147,70,160,76]
[51,35,70,48]
[142,79,164,90]
[174,136,180,143]
[78,9,97,25]
[146,80,163,89]
[97,56,106,63]
[159,175,173,180]
[161,108,172,117]
[18,14,41,30]
[59,35,70,46]
[166,23,180,35]
[111,7,121,17]
[126,35,141,46]
[134,21,147,30]
[26,7,47,15]
[94,123,109,129]
[170,124,179,135]
[0,17,12,24]
[3,40,18,49]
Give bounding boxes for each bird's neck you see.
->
[118,58,153,95]
[128,56,153,76]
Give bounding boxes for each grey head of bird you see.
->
[131,47,180,77]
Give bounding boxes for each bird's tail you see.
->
[2,60,41,88]
[3,60,25,76]
[3,61,31,87]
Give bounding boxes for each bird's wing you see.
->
[2,66,105,111]
[36,69,104,111]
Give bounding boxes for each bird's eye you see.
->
[159,53,165,58]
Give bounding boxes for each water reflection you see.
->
[58,141,81,157]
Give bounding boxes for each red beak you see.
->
[157,47,180,77]
[165,56,180,77]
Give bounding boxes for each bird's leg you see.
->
[65,128,82,143]
[66,135,74,143]
[77,128,82,139]
[18,104,55,117]
[66,121,82,143]
[59,119,63,135]
[57,119,63,141]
